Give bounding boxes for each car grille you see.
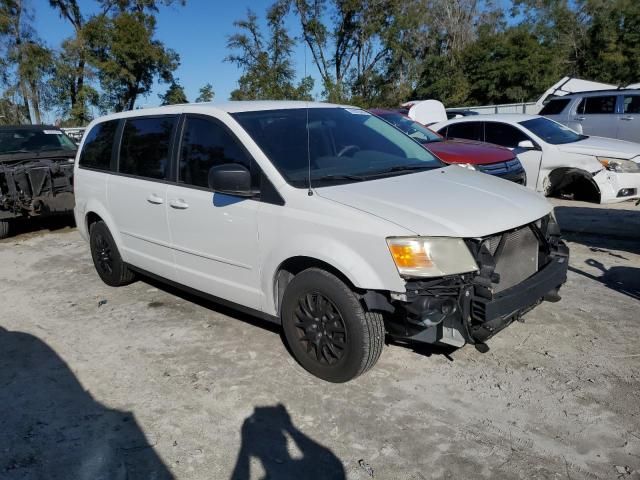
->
[477,158,526,184]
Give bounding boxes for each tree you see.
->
[195,83,214,102]
[288,0,409,104]
[580,0,640,85]
[86,11,179,111]
[460,25,562,104]
[48,0,185,123]
[226,4,313,101]
[159,80,187,105]
[1,0,52,123]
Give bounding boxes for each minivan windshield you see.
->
[232,108,443,187]
[519,117,586,145]
[0,128,77,155]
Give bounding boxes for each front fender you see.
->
[260,234,406,316]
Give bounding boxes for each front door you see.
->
[617,94,640,143]
[108,115,178,280]
[484,121,543,190]
[166,115,262,309]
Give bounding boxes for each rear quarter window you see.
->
[539,98,570,115]
[79,120,118,171]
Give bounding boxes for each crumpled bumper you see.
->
[594,170,640,204]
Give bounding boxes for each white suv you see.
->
[74,101,569,382]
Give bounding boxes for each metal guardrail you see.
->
[463,102,540,115]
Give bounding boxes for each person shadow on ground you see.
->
[0,327,173,480]
[230,404,346,480]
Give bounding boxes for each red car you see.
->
[369,109,527,185]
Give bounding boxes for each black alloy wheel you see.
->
[89,220,136,287]
[293,292,347,366]
[281,268,384,382]
[94,231,114,276]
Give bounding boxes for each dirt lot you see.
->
[1,199,639,480]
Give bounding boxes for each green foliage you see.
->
[195,83,214,102]
[159,80,187,105]
[1,0,53,124]
[226,4,314,101]
[459,26,563,104]
[46,0,182,123]
[3,0,640,123]
[86,11,178,112]
[580,0,640,85]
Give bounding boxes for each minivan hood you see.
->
[316,166,551,238]
[557,136,640,161]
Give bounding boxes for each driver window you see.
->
[484,122,528,148]
[179,116,253,188]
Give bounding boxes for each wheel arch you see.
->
[273,256,360,317]
[82,200,125,254]
[545,167,601,203]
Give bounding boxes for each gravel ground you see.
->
[0,199,639,480]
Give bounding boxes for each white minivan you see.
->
[74,101,569,382]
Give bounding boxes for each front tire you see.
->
[281,268,384,382]
[89,221,136,287]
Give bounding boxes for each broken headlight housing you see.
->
[597,157,640,173]
[386,237,478,278]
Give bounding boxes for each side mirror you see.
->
[517,140,536,150]
[208,163,252,197]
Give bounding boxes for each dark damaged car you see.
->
[0,126,76,238]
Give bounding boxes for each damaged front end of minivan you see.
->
[372,214,569,348]
[0,157,75,222]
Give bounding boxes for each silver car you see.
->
[540,89,640,143]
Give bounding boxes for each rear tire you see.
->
[281,268,384,382]
[0,220,10,239]
[89,221,136,287]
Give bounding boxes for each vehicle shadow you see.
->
[137,273,282,335]
[555,204,640,254]
[387,338,458,359]
[230,403,345,480]
[0,327,173,480]
[1,214,76,241]
[569,259,640,301]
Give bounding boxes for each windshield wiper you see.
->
[315,174,367,182]
[367,164,435,176]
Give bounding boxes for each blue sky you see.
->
[32,0,319,112]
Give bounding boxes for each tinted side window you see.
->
[119,116,176,180]
[623,95,640,114]
[179,116,252,188]
[79,121,118,170]
[485,123,528,148]
[581,95,617,114]
[445,122,483,141]
[539,98,570,115]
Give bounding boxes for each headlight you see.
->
[597,157,640,173]
[386,237,478,278]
